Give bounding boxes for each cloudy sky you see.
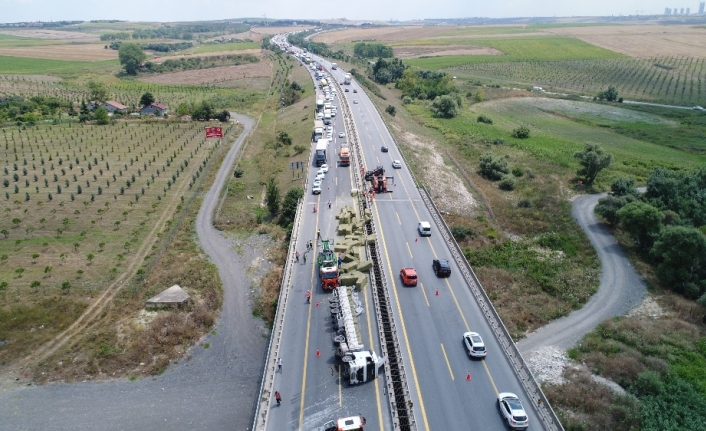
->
[1,0,701,23]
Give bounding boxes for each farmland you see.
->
[0,120,239,364]
[184,41,260,54]
[450,56,706,106]
[0,44,118,61]
[0,56,117,75]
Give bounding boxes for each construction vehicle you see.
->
[314,139,328,167]
[318,239,339,290]
[344,73,352,85]
[364,165,393,194]
[339,144,350,167]
[322,416,365,431]
[313,119,324,142]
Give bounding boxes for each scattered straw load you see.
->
[335,205,374,290]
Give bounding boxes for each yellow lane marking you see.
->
[441,343,454,381]
[298,194,321,428]
[483,361,499,395]
[420,282,430,307]
[406,242,413,259]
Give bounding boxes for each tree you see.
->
[574,143,613,187]
[217,110,230,122]
[61,281,71,293]
[650,226,706,298]
[498,175,516,191]
[87,80,108,102]
[94,106,110,125]
[611,177,639,197]
[177,102,191,116]
[139,92,155,107]
[478,153,510,181]
[599,86,619,102]
[276,131,292,147]
[79,101,92,123]
[617,202,664,249]
[474,87,484,102]
[511,126,530,139]
[385,105,396,116]
[431,95,458,118]
[595,195,629,226]
[280,187,304,227]
[265,176,280,215]
[118,43,146,75]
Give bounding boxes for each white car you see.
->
[392,160,402,169]
[353,100,358,104]
[331,111,336,117]
[694,105,704,111]
[320,164,329,173]
[316,172,325,182]
[317,168,326,177]
[497,393,529,429]
[313,177,322,187]
[462,332,486,358]
[338,132,345,138]
[312,183,322,195]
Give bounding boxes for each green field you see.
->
[406,97,706,184]
[403,36,624,69]
[434,26,541,37]
[0,33,37,40]
[0,56,118,75]
[185,41,259,54]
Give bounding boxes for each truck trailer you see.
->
[314,139,328,167]
[313,120,324,142]
[344,74,352,85]
[339,144,350,167]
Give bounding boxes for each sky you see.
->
[1,0,703,23]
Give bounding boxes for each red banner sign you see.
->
[205,127,223,138]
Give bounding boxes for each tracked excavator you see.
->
[364,165,393,194]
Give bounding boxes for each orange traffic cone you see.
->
[316,349,321,358]
[415,237,418,243]
[466,372,471,381]
[435,289,439,296]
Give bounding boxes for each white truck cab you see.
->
[418,221,431,237]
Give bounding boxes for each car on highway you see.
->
[353,100,358,104]
[392,160,402,169]
[432,259,451,277]
[345,88,349,92]
[497,393,529,429]
[338,132,345,138]
[320,164,329,173]
[399,267,418,286]
[462,331,486,358]
[353,89,358,93]
[694,105,704,111]
[312,183,322,195]
[418,221,432,237]
[313,177,322,188]
[316,172,325,182]
[381,145,388,152]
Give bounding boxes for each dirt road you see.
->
[0,114,269,431]
[517,193,647,355]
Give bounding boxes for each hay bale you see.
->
[365,236,377,245]
[342,261,359,273]
[342,253,356,263]
[338,224,351,236]
[340,273,358,286]
[356,275,368,290]
[334,242,350,253]
[357,260,373,272]
[350,188,358,197]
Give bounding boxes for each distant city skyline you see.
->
[2,0,706,23]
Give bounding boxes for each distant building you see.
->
[140,102,168,116]
[700,2,705,14]
[680,7,685,14]
[687,7,690,14]
[665,7,672,14]
[102,100,128,114]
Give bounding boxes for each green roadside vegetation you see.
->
[0,56,118,75]
[185,41,260,54]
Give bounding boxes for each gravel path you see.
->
[0,114,270,431]
[517,193,647,356]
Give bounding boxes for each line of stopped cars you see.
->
[399,222,529,429]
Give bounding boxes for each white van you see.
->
[418,221,432,237]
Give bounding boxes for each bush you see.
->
[511,167,524,177]
[451,225,475,241]
[511,126,530,139]
[518,199,531,208]
[431,95,458,118]
[292,144,306,156]
[402,96,412,105]
[478,153,510,181]
[385,105,396,116]
[477,115,493,124]
[233,168,243,178]
[498,175,516,191]
[492,139,504,146]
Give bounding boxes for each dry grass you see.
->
[0,44,118,61]
[393,44,503,59]
[151,49,261,63]
[139,60,273,88]
[0,29,99,42]
[313,26,450,44]
[546,24,706,58]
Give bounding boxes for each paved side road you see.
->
[0,113,270,431]
[517,193,647,355]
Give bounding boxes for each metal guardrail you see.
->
[419,187,564,431]
[331,75,417,431]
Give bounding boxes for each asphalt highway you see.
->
[275,42,548,431]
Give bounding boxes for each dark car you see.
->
[381,145,389,152]
[432,259,451,277]
[353,89,358,93]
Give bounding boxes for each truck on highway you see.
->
[314,139,328,166]
[316,98,324,112]
[344,74,352,85]
[331,63,338,70]
[324,109,331,125]
[318,239,339,290]
[339,144,350,167]
[323,416,365,431]
[313,120,324,142]
[321,78,328,88]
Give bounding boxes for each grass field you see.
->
[433,26,541,37]
[185,41,260,54]
[0,55,118,75]
[0,120,240,364]
[403,36,624,69]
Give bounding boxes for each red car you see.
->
[400,268,418,286]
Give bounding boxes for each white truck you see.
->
[314,139,328,166]
[331,63,338,70]
[313,119,324,142]
[323,109,332,125]
[316,98,324,112]
[344,73,352,85]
